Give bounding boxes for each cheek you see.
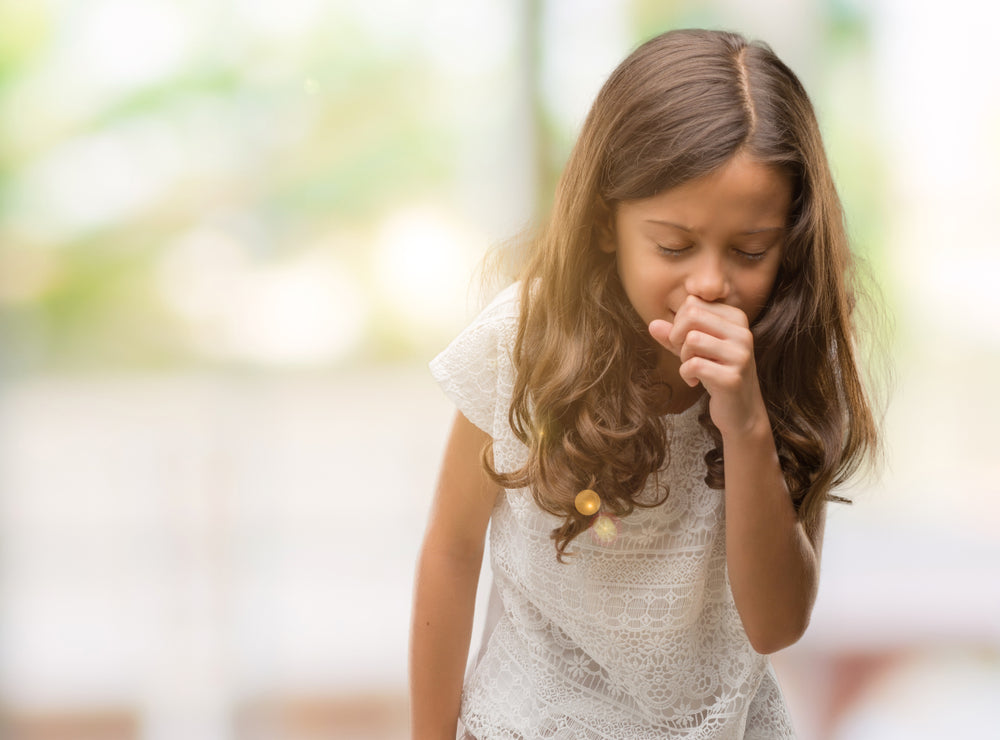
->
[744,271,781,319]
[751,280,774,305]
[618,255,668,313]
[633,262,675,297]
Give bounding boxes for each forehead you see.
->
[617,155,793,233]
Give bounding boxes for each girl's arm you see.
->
[651,296,824,654]
[718,415,825,655]
[410,411,501,739]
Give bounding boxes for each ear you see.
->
[595,196,617,254]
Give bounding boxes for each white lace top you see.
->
[430,283,796,739]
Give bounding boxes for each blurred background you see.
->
[0,0,998,738]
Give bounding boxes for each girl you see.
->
[411,29,879,739]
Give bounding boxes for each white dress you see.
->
[430,283,796,739]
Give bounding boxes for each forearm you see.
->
[410,540,483,739]
[722,417,819,655]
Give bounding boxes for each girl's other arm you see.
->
[410,411,500,739]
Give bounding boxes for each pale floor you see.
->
[0,366,997,739]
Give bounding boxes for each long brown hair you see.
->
[485,29,880,560]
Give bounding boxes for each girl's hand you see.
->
[649,295,768,438]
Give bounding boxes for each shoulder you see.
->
[438,281,523,358]
[428,281,524,438]
[476,281,523,328]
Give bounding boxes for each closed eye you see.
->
[655,244,692,257]
[734,248,768,262]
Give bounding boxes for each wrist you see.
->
[717,402,773,444]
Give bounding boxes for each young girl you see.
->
[411,29,878,739]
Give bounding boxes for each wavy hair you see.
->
[485,29,881,560]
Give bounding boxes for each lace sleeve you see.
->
[428,282,520,439]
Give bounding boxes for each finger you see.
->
[681,358,746,396]
[679,330,725,364]
[648,319,680,355]
[677,356,704,388]
[679,330,753,368]
[678,295,750,328]
[670,305,749,350]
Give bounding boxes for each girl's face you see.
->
[607,153,792,340]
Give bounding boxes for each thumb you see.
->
[649,319,679,355]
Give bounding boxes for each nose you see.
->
[685,251,730,302]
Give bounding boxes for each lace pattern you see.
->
[430,283,795,739]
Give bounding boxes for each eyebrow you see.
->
[645,219,785,235]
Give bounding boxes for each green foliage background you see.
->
[0,0,887,373]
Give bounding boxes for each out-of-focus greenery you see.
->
[0,0,886,374]
[0,2,456,372]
